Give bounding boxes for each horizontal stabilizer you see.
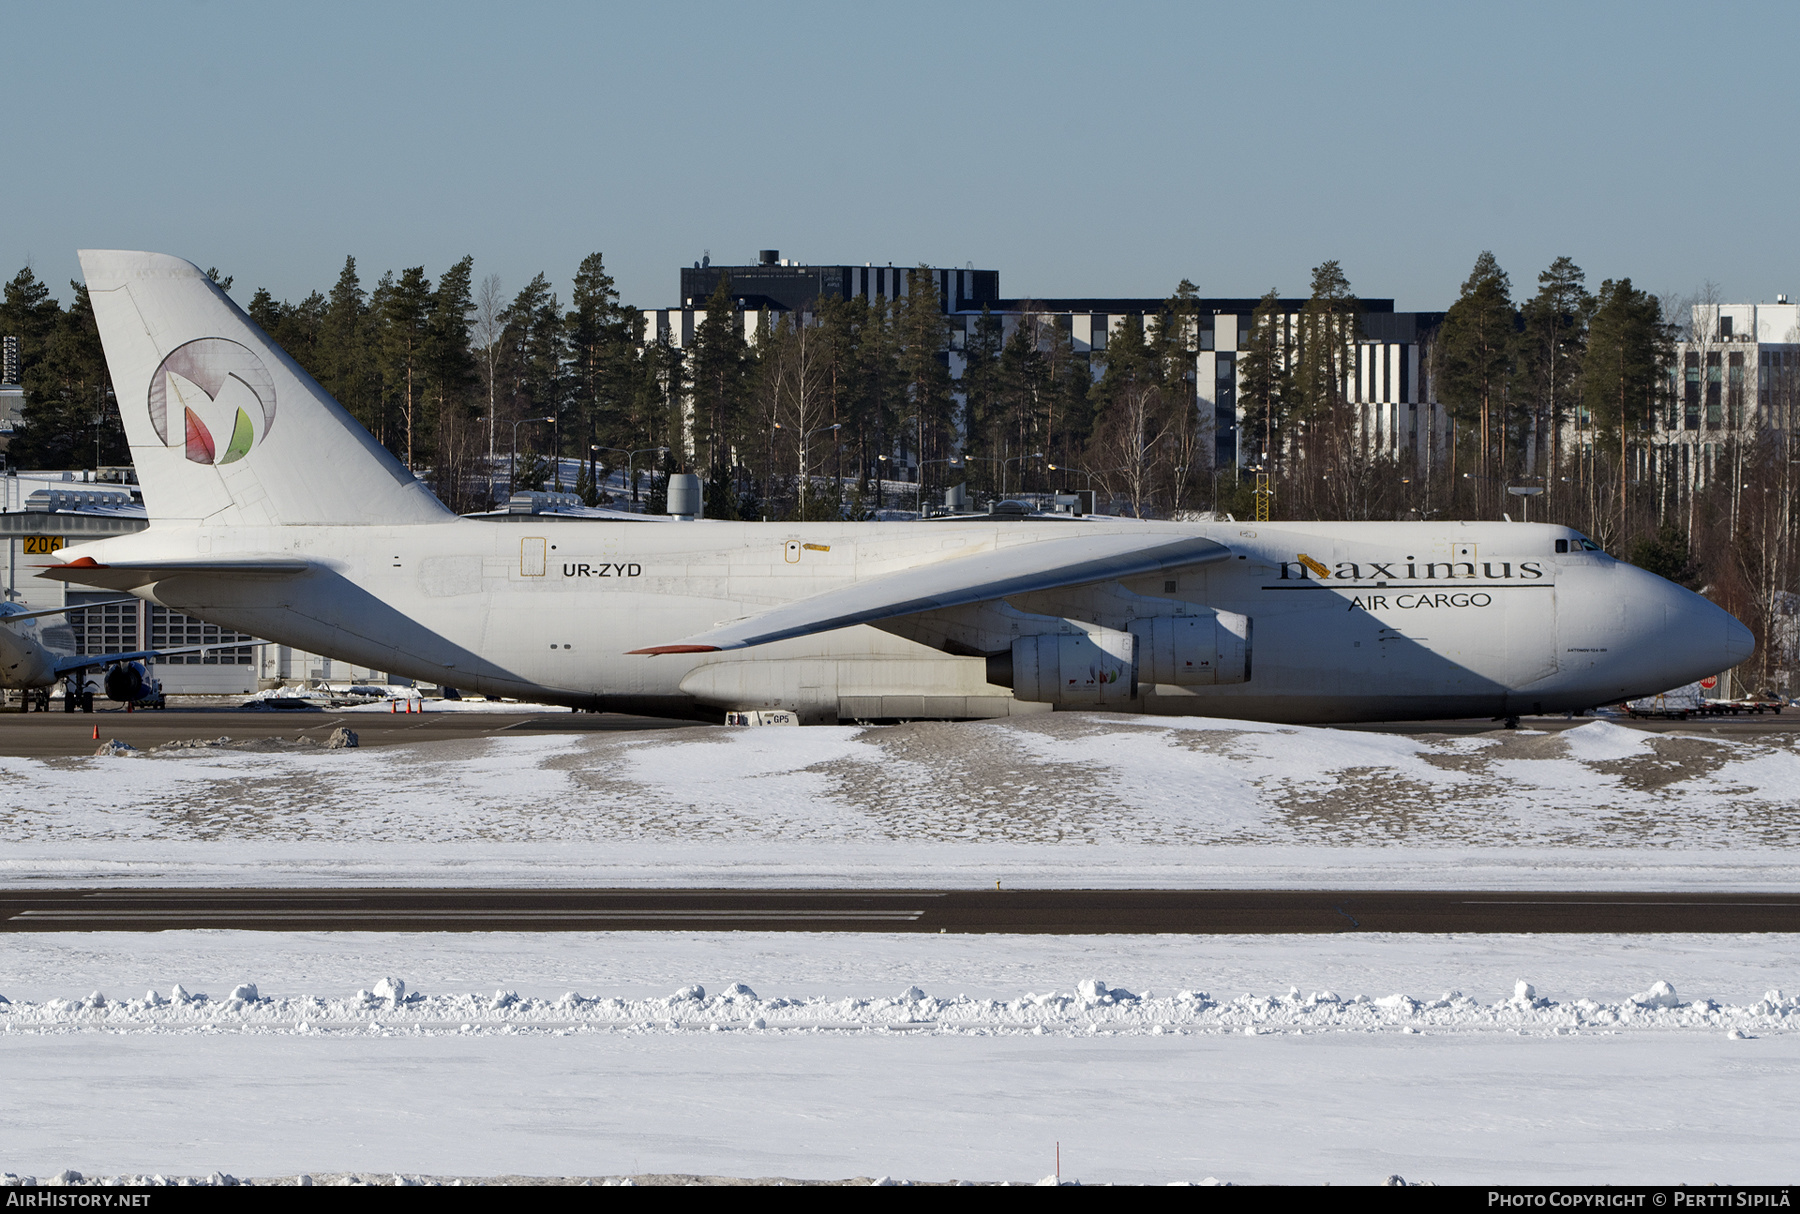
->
[630,532,1231,654]
[38,557,311,591]
[0,597,139,625]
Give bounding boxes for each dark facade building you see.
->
[680,251,999,315]
[650,252,1448,472]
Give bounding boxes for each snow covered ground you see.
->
[6,714,1800,1183]
[4,930,1799,1185]
[3,715,1800,888]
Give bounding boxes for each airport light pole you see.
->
[768,422,783,520]
[1464,471,1546,522]
[592,445,669,511]
[889,413,925,513]
[1003,451,1043,497]
[957,453,1004,501]
[918,456,968,514]
[1506,483,1545,523]
[510,417,555,500]
[1048,463,1129,513]
[800,423,841,515]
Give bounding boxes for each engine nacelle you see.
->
[1128,611,1251,685]
[1010,628,1137,706]
[104,661,158,703]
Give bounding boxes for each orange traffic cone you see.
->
[91,724,98,740]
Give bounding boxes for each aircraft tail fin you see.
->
[78,250,452,526]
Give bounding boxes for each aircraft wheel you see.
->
[82,693,94,713]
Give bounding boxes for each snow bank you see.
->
[4,972,1793,1037]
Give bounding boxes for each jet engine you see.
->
[1128,611,1251,685]
[104,661,165,707]
[1007,628,1138,706]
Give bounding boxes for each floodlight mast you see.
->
[799,424,841,513]
[1506,483,1546,524]
[509,416,555,498]
[592,445,670,509]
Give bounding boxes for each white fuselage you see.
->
[0,618,60,689]
[56,515,1751,724]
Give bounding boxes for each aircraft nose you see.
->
[1648,571,1755,683]
[1724,613,1756,669]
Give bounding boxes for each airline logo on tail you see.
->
[146,338,277,465]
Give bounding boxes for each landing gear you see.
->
[1503,715,1520,730]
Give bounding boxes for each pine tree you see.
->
[1,267,67,463]
[634,334,685,503]
[894,268,953,508]
[566,253,612,470]
[858,295,903,495]
[1237,288,1290,474]
[317,257,377,441]
[1438,252,1516,512]
[7,280,120,468]
[688,275,747,477]
[1152,280,1204,510]
[1291,261,1362,518]
[497,273,566,490]
[996,315,1048,496]
[425,256,480,509]
[380,267,433,470]
[1583,278,1671,540]
[1089,311,1168,516]
[813,293,876,495]
[1,267,60,363]
[1514,257,1589,482]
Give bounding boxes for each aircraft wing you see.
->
[37,557,311,591]
[53,639,268,676]
[630,532,1232,654]
[0,598,139,624]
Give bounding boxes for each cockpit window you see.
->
[1557,535,1605,554]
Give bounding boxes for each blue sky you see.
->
[8,1,1796,314]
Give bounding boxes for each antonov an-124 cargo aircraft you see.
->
[41,251,1753,725]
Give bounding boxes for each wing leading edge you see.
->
[53,638,267,676]
[630,532,1232,654]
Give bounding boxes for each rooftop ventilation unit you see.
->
[507,490,584,515]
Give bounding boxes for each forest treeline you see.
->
[2,250,1793,687]
[0,256,1315,520]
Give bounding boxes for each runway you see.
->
[0,707,695,757]
[5,888,1799,934]
[1,704,1796,758]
